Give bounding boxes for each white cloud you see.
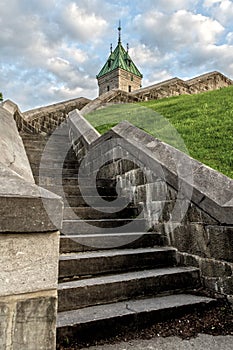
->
[0,0,233,110]
[203,0,221,7]
[134,10,224,52]
[61,2,108,43]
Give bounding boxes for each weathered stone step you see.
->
[21,132,68,140]
[22,142,72,153]
[57,294,215,343]
[62,218,146,234]
[58,266,201,311]
[44,185,117,197]
[59,247,177,280]
[59,232,163,253]
[34,177,116,187]
[22,136,70,146]
[63,206,139,220]
[31,168,79,177]
[29,160,79,170]
[25,149,78,163]
[64,195,120,207]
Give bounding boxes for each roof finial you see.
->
[118,20,121,43]
[110,43,113,54]
[127,43,129,53]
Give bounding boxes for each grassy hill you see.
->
[86,86,233,178]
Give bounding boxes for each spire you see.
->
[118,20,121,43]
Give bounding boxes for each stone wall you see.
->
[132,71,233,101]
[0,104,63,349]
[2,97,90,135]
[68,109,233,299]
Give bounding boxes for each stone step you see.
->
[31,168,79,177]
[34,176,116,187]
[63,206,139,220]
[25,149,78,163]
[59,247,177,280]
[63,195,120,208]
[62,218,146,234]
[57,294,215,343]
[58,266,201,312]
[59,232,164,253]
[44,185,117,197]
[21,133,68,140]
[28,160,79,170]
[22,137,70,146]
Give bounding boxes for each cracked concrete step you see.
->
[59,247,177,280]
[59,232,164,253]
[57,294,215,342]
[63,206,139,220]
[58,267,201,312]
[62,218,146,234]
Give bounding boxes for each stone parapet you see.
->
[0,105,62,349]
[66,110,233,298]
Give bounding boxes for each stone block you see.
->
[13,296,57,350]
[0,165,63,232]
[0,105,34,182]
[0,302,9,349]
[165,223,233,263]
[0,232,59,296]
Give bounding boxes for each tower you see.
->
[96,23,143,95]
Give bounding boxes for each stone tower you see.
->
[96,24,143,95]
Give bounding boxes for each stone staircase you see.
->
[21,127,215,345]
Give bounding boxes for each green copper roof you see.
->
[97,42,143,79]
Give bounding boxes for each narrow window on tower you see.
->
[107,85,110,91]
[128,85,131,92]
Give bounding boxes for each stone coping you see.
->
[0,104,63,232]
[109,121,233,224]
[0,105,34,182]
[68,109,100,148]
[67,109,233,225]
[0,164,63,232]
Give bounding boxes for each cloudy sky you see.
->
[1,0,233,111]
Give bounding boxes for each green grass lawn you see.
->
[86,86,233,178]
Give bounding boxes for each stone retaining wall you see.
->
[0,104,63,349]
[80,71,233,113]
[68,109,233,299]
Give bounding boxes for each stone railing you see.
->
[67,109,233,299]
[0,104,63,349]
[2,97,90,135]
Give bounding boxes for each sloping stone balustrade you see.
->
[68,108,233,299]
[0,102,63,350]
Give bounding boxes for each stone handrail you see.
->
[2,97,90,135]
[0,104,63,349]
[68,109,100,161]
[67,109,233,297]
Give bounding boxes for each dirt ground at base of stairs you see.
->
[57,294,233,350]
